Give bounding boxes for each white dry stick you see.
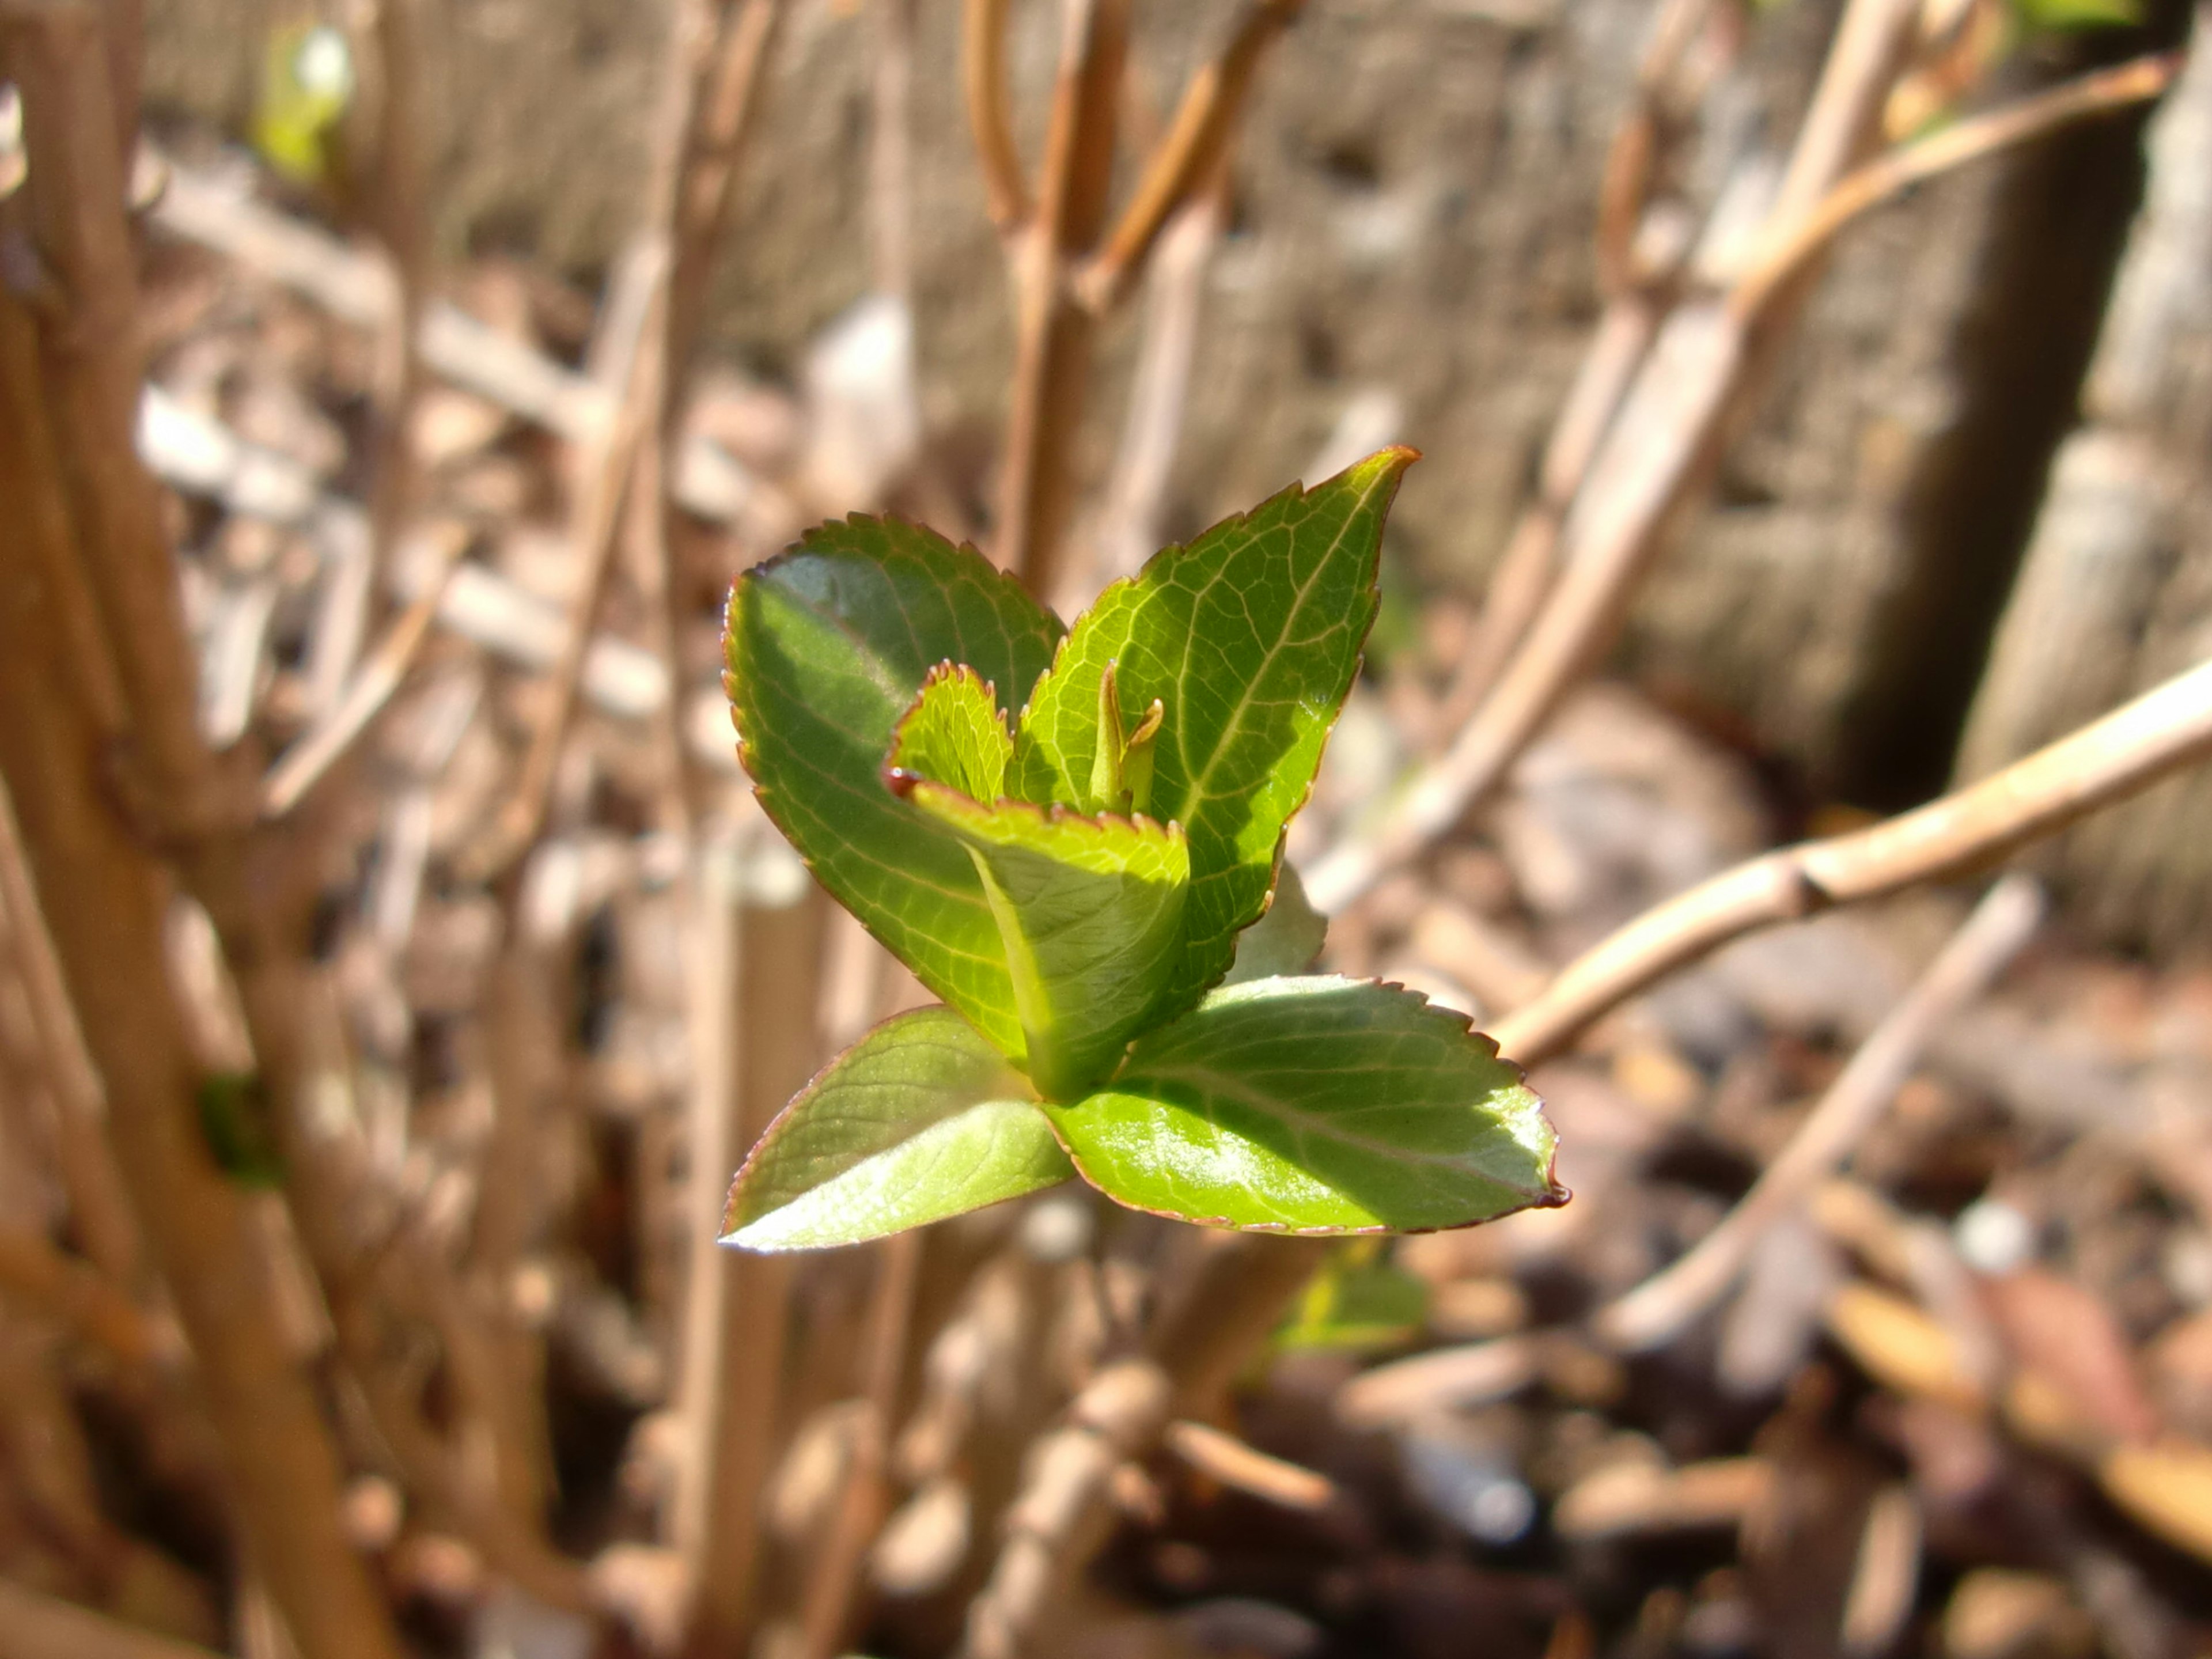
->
[1490,655,2212,1068]
[1592,874,2044,1353]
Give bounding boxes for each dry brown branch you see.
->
[992,0,1127,593]
[0,1575,225,1659]
[1729,50,2183,322]
[259,548,458,817]
[1087,176,1226,594]
[1307,8,2172,915]
[677,878,823,1658]
[0,787,141,1284]
[362,0,432,589]
[1592,875,2044,1353]
[960,1235,1328,1659]
[1437,282,1673,729]
[0,16,406,1655]
[796,1227,923,1659]
[869,0,918,301]
[963,0,1028,231]
[0,1226,163,1368]
[1305,0,1927,914]
[1163,1418,1339,1513]
[1490,657,2212,1068]
[467,247,668,881]
[1442,0,1722,725]
[1074,0,1304,313]
[666,0,785,393]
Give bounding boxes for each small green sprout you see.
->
[718,449,1564,1250]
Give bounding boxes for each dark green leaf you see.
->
[1009,449,1414,1017]
[900,783,1189,1100]
[724,1006,1070,1251]
[1224,860,1327,985]
[197,1071,284,1189]
[725,516,1063,1062]
[1047,976,1562,1234]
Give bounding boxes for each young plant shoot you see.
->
[720,448,1564,1249]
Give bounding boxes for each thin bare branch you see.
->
[1490,657,2212,1069]
[667,0,786,393]
[1593,876,2044,1352]
[1593,0,1710,296]
[260,548,458,818]
[0,1226,165,1369]
[465,246,668,882]
[1164,1418,1339,1513]
[362,0,433,592]
[1086,175,1227,596]
[0,784,142,1283]
[964,0,1029,232]
[960,1235,1328,1659]
[1730,50,2182,321]
[1075,0,1304,313]
[797,1228,923,1659]
[1303,0,1926,914]
[994,0,1128,593]
[0,1577,225,1659]
[0,17,407,1656]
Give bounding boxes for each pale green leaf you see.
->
[1224,860,1327,985]
[725,516,1063,1063]
[1009,449,1414,1018]
[888,663,1013,802]
[1047,975,1562,1234]
[902,783,1189,1100]
[1276,1243,1430,1352]
[724,1006,1070,1251]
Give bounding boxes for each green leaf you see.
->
[725,516,1063,1062]
[888,663,1013,802]
[1277,1241,1430,1352]
[1046,976,1562,1234]
[1224,860,1327,985]
[900,783,1190,1100]
[1009,448,1414,1018]
[197,1071,284,1189]
[2009,0,2137,29]
[724,1006,1071,1251]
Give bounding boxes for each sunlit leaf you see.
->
[724,1006,1069,1251]
[1009,449,1415,1018]
[901,783,1189,1100]
[725,516,1063,1063]
[887,663,1013,803]
[1047,976,1561,1234]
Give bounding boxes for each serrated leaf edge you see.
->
[720,1003,1045,1240]
[1046,973,1568,1237]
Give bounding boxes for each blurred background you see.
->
[2,0,2212,1656]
